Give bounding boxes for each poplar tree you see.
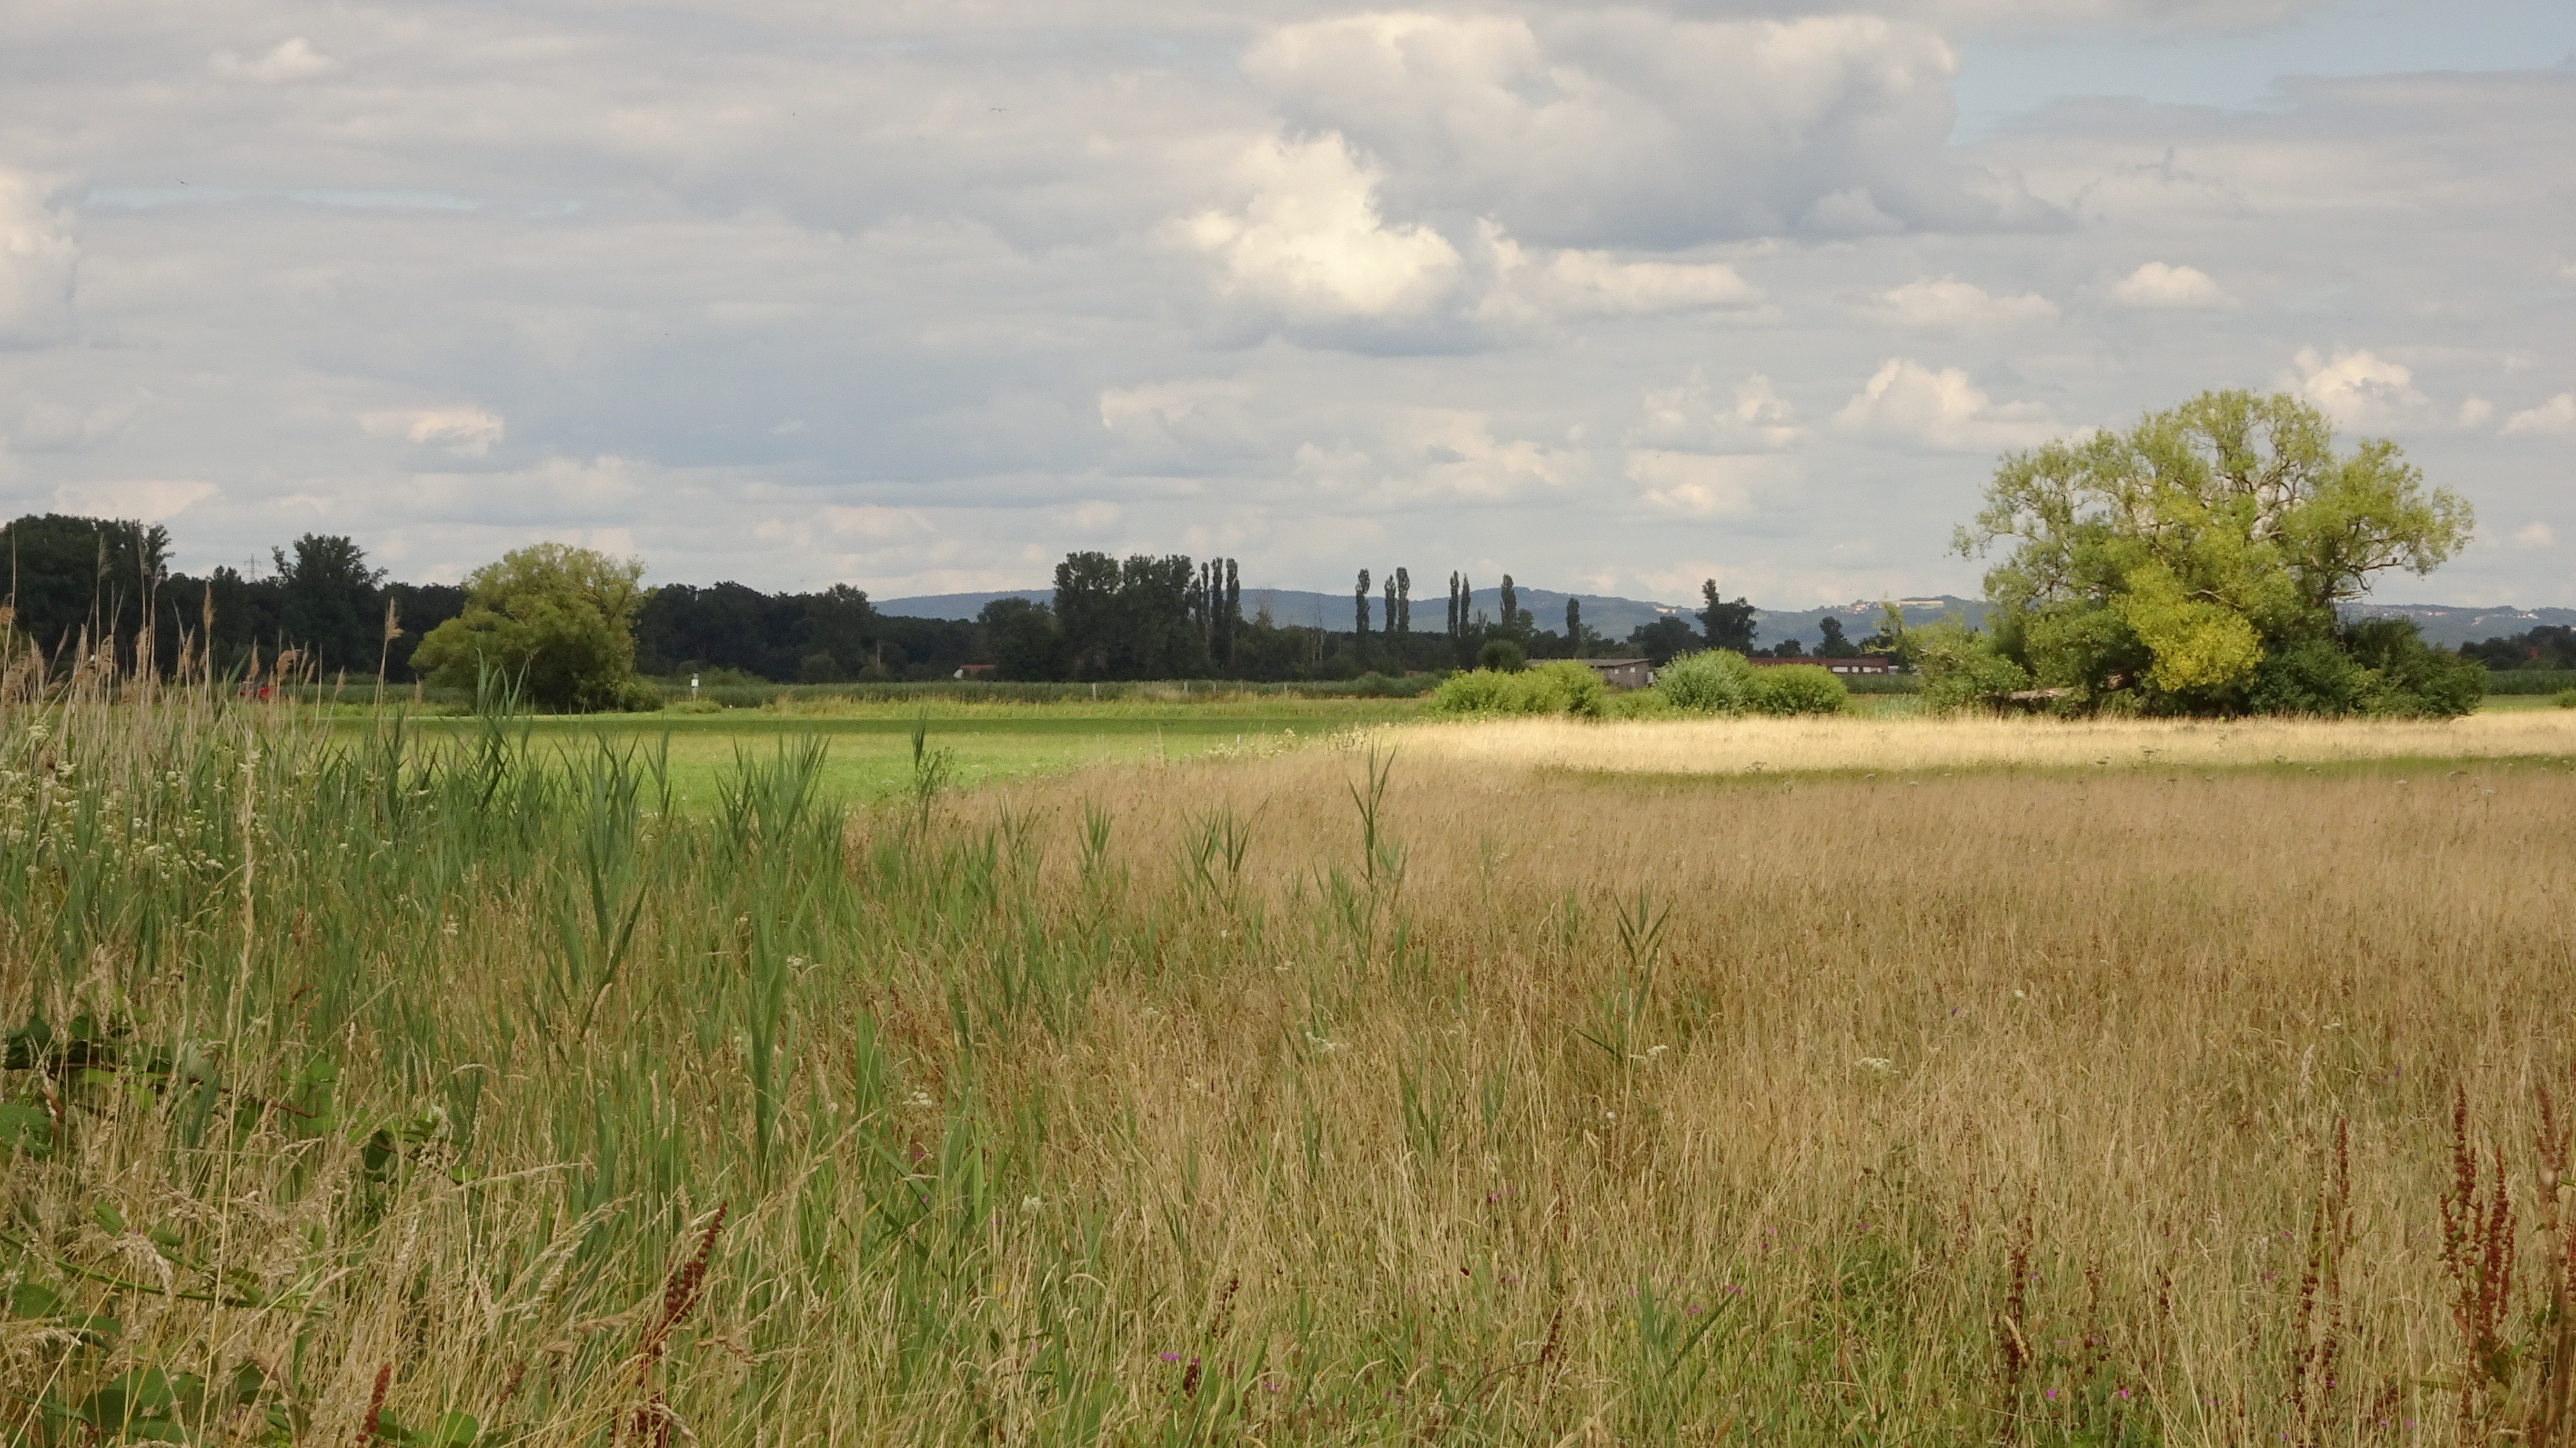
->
[1354,569,1372,647]
[1383,575,1397,663]
[1395,567,1410,644]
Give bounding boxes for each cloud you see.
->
[10,396,139,453]
[1625,451,1797,519]
[0,174,76,346]
[2511,521,2557,550]
[1476,223,1761,324]
[361,407,506,456]
[2108,262,2228,308]
[822,505,931,542]
[1186,133,1459,319]
[2503,393,2575,437]
[1295,409,1579,505]
[1099,379,1251,436]
[2286,347,2424,428]
[1868,275,2058,329]
[2458,398,2494,428]
[1242,11,2046,247]
[210,38,339,83]
[1833,359,2057,450]
[51,478,216,522]
[1634,371,1805,452]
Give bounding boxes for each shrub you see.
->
[1608,688,1677,720]
[1748,664,1849,716]
[2342,618,2480,718]
[2558,688,2576,710]
[2246,635,2369,716]
[1654,650,1757,714]
[1427,659,1604,718]
[1478,638,1527,673]
[1913,621,2032,712]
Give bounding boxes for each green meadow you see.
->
[364,698,1426,807]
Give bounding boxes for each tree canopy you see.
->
[1949,389,2478,716]
[411,544,654,711]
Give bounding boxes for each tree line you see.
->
[0,514,1838,698]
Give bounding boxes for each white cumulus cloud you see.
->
[1833,358,2056,451]
[210,38,339,83]
[1634,370,1804,452]
[2503,393,2575,436]
[1477,223,1760,324]
[1242,11,2038,247]
[1868,275,2057,329]
[2108,262,2229,308]
[361,407,505,456]
[2511,521,2557,550]
[1625,451,1796,519]
[1099,378,1251,436]
[2458,398,2495,427]
[1186,133,1459,319]
[2287,347,2425,428]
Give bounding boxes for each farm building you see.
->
[1576,658,1654,689]
[1746,656,1895,676]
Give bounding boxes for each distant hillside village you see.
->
[6,512,2569,688]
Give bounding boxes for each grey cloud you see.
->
[0,1,2565,608]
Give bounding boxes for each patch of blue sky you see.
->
[1952,0,2576,137]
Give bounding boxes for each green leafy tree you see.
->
[274,534,385,676]
[1697,582,1756,652]
[1625,616,1698,666]
[1957,389,2476,715]
[1477,638,1525,673]
[1816,615,1858,658]
[411,543,655,711]
[1354,568,1372,651]
[980,597,1063,680]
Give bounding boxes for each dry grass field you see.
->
[5,694,2576,1444]
[1397,706,2576,779]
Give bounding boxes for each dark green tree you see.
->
[1698,581,1757,652]
[1816,615,1857,658]
[1498,575,1520,640]
[0,512,172,666]
[981,597,1063,680]
[1354,569,1372,648]
[273,534,385,676]
[1625,616,1698,665]
[1564,597,1584,656]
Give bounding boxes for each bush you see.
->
[2246,636,2370,716]
[1909,621,2033,712]
[2341,618,2481,718]
[1654,649,1757,714]
[1427,660,1605,718]
[1747,664,1849,716]
[1478,638,1527,673]
[1608,688,1677,720]
[2558,689,2576,710]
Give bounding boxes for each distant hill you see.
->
[874,586,1990,652]
[2344,603,2576,649]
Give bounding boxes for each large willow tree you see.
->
[1948,389,2480,715]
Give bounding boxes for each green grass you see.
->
[368,700,1422,807]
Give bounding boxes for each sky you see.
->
[1,0,2571,608]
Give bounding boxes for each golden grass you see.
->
[11,697,2576,1443]
[1392,706,2576,778]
